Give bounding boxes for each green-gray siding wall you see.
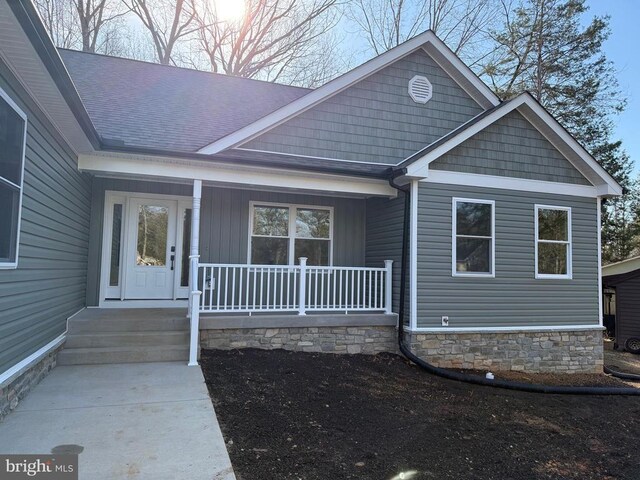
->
[416,182,599,328]
[0,61,92,374]
[244,49,483,164]
[431,110,591,185]
[87,179,367,305]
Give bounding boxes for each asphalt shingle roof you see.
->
[59,49,311,152]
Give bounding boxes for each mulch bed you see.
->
[201,349,640,480]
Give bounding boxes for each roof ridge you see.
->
[57,48,312,91]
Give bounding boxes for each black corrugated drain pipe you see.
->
[388,170,640,395]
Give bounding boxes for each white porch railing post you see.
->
[384,260,393,315]
[188,179,202,367]
[298,257,307,316]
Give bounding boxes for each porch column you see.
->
[384,260,393,315]
[188,179,202,366]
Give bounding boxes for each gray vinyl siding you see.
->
[416,182,599,329]
[244,49,483,164]
[431,110,591,185]
[87,180,366,305]
[365,194,405,315]
[0,61,92,374]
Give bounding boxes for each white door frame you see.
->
[99,190,193,306]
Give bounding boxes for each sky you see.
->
[586,0,640,173]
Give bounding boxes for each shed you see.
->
[603,256,640,351]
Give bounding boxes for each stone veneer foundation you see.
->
[0,345,62,421]
[201,326,398,355]
[405,329,604,374]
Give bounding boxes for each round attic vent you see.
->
[408,75,433,104]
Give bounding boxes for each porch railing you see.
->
[197,258,393,315]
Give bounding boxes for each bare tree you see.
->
[124,0,199,64]
[345,0,497,60]
[34,0,126,53]
[193,0,341,86]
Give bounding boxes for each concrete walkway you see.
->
[0,362,235,479]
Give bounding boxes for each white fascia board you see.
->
[423,170,603,198]
[405,94,622,196]
[78,153,397,198]
[197,31,499,155]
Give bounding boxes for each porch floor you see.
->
[0,362,235,479]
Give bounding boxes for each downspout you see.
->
[387,169,640,395]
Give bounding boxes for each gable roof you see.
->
[603,256,640,278]
[59,49,310,152]
[197,30,500,155]
[398,93,623,196]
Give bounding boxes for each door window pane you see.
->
[251,237,289,265]
[109,204,123,286]
[295,239,329,266]
[253,206,289,236]
[136,205,168,266]
[296,208,330,239]
[181,209,192,287]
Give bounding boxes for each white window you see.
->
[249,202,333,266]
[535,205,572,279]
[452,198,495,277]
[0,87,27,269]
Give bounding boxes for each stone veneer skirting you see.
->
[201,326,399,355]
[0,345,62,421]
[405,329,604,373]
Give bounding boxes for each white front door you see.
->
[124,198,178,299]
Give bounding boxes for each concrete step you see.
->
[64,331,189,349]
[69,316,189,334]
[57,345,190,365]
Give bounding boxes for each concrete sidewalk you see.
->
[0,362,235,479]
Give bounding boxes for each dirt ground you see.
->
[605,343,640,375]
[201,349,640,480]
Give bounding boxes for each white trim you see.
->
[602,255,640,277]
[197,31,499,155]
[407,324,603,333]
[405,93,622,196]
[423,170,605,198]
[452,197,495,278]
[0,333,66,386]
[79,153,397,199]
[410,180,418,330]
[534,204,573,280]
[597,197,603,327]
[248,201,334,266]
[233,148,397,166]
[0,85,27,270]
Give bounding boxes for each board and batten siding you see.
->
[243,49,483,164]
[431,110,591,185]
[365,194,405,315]
[87,179,367,305]
[0,61,92,374]
[416,182,599,329]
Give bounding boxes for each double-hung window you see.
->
[452,198,495,277]
[535,205,572,279]
[249,203,332,266]
[0,88,27,269]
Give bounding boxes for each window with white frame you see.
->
[453,198,495,276]
[0,88,27,269]
[535,205,572,278]
[249,203,332,266]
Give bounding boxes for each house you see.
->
[0,0,622,417]
[603,256,640,352]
